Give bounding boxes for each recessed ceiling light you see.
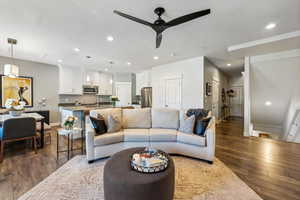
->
[153,56,159,60]
[227,63,232,66]
[74,48,80,52]
[57,59,63,63]
[104,68,108,72]
[127,62,132,66]
[106,36,114,41]
[265,101,272,106]
[265,23,276,30]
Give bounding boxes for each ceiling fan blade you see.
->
[156,32,162,48]
[114,10,153,27]
[166,9,210,27]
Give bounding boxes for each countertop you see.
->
[60,105,113,111]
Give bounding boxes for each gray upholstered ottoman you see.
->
[103,147,175,200]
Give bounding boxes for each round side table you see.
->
[56,128,84,160]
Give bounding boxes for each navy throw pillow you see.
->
[90,116,107,135]
[194,117,211,136]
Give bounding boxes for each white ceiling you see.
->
[0,0,299,73]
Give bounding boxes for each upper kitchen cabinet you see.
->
[136,70,151,95]
[83,70,100,86]
[98,72,113,95]
[59,66,83,95]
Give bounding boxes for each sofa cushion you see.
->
[149,128,177,142]
[151,108,179,129]
[90,108,122,127]
[94,131,123,146]
[122,108,151,129]
[107,115,122,133]
[177,131,206,146]
[179,115,195,134]
[123,129,149,142]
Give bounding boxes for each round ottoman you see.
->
[103,147,175,200]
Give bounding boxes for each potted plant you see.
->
[63,116,77,130]
[5,99,26,116]
[111,96,119,107]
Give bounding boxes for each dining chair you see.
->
[0,117,37,163]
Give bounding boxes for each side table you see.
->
[57,128,84,160]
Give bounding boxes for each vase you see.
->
[9,110,22,117]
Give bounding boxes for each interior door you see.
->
[212,80,220,119]
[115,82,132,107]
[230,86,244,117]
[164,77,182,109]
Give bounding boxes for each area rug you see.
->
[18,156,262,200]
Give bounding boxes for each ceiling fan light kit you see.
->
[114,7,211,48]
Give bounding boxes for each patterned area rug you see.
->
[18,156,262,200]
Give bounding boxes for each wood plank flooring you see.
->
[0,118,299,200]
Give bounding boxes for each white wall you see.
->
[0,56,59,123]
[151,57,204,109]
[203,58,229,119]
[250,49,300,137]
[229,75,244,87]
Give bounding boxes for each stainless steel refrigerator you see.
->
[141,87,152,108]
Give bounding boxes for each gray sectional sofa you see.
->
[85,108,216,163]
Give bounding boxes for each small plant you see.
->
[63,116,78,130]
[5,99,26,111]
[111,96,119,107]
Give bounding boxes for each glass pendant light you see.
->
[4,38,19,78]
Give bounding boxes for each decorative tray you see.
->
[130,148,169,173]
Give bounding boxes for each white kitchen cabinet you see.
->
[136,70,151,95]
[98,73,113,95]
[84,70,100,86]
[59,66,83,95]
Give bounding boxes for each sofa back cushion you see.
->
[90,108,122,127]
[122,108,151,128]
[151,108,179,129]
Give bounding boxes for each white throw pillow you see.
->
[122,108,151,128]
[90,108,122,127]
[107,115,122,133]
[179,115,195,134]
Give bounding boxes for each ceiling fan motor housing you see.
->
[154,7,165,16]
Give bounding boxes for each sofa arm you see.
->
[85,116,95,162]
[204,117,216,161]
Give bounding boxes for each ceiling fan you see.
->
[113,7,211,48]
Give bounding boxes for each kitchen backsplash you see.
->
[59,94,111,104]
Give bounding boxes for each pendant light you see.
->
[4,38,19,78]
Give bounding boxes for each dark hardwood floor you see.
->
[216,117,300,200]
[0,118,300,200]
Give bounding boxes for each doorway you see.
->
[115,82,132,107]
[163,76,182,109]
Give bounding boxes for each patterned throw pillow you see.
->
[179,115,195,134]
[107,115,122,133]
[90,114,107,135]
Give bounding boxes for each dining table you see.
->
[0,113,46,148]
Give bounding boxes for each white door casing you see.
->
[163,76,182,109]
[115,82,132,107]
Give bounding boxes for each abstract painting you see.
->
[0,75,33,108]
